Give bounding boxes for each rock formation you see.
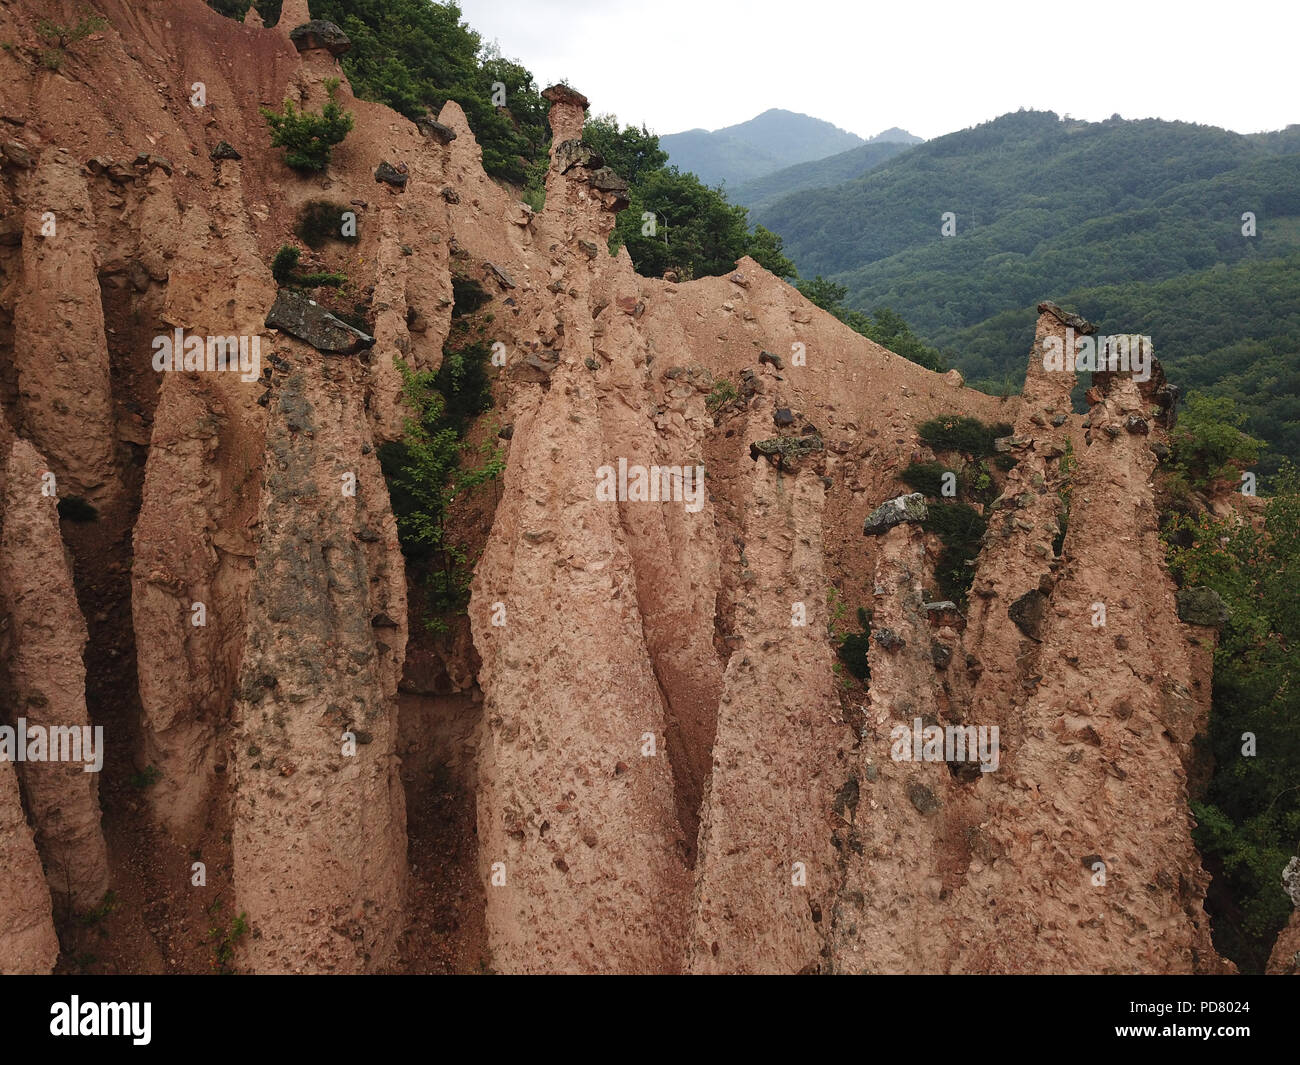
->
[0,0,1257,976]
[0,438,111,913]
[0,759,59,973]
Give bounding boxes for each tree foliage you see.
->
[923,502,987,605]
[261,80,353,172]
[611,165,750,279]
[917,415,1014,456]
[1164,463,1300,971]
[588,115,801,280]
[208,0,547,183]
[583,113,667,186]
[1170,392,1264,493]
[309,1,547,184]
[381,349,503,629]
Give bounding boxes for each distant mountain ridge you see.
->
[661,108,884,188]
[868,126,923,144]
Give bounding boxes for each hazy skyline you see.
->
[458,0,1297,141]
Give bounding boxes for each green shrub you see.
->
[707,380,738,412]
[271,245,300,285]
[298,269,347,288]
[434,341,495,434]
[35,11,107,70]
[450,277,490,317]
[901,459,999,503]
[837,631,872,681]
[1171,393,1264,494]
[207,903,249,974]
[381,351,503,629]
[900,461,956,498]
[78,889,117,927]
[918,415,1014,456]
[261,79,354,173]
[271,244,347,288]
[521,152,548,213]
[830,596,872,682]
[129,765,162,789]
[923,501,987,604]
[294,200,358,249]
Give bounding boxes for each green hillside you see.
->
[729,139,916,214]
[756,110,1300,474]
[946,254,1300,475]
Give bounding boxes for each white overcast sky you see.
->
[458,0,1298,140]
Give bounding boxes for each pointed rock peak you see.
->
[276,0,312,34]
[244,4,264,27]
[437,100,481,164]
[436,99,473,138]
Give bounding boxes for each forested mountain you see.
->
[755,110,1300,473]
[868,126,923,145]
[728,139,917,214]
[660,108,866,187]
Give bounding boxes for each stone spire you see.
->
[277,0,312,35]
[243,4,264,27]
[540,84,627,234]
[542,83,588,143]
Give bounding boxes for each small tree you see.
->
[35,10,107,70]
[261,78,354,173]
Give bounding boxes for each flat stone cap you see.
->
[289,20,351,56]
[542,84,589,110]
[1037,300,1095,335]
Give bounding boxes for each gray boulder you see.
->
[288,20,352,56]
[415,115,457,143]
[265,290,374,355]
[1008,589,1047,640]
[209,141,242,161]
[553,139,604,173]
[862,493,927,536]
[749,435,824,472]
[374,160,408,188]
